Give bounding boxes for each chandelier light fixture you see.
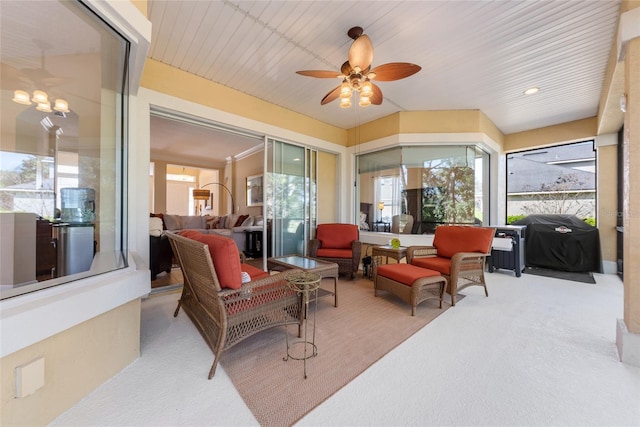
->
[12,89,70,113]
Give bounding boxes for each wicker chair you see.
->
[308,223,362,278]
[406,225,495,306]
[167,232,302,379]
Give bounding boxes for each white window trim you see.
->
[0,0,151,358]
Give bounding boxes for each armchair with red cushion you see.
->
[167,231,301,379]
[406,225,495,305]
[308,223,362,278]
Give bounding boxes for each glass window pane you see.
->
[357,145,489,234]
[506,141,596,224]
[1,1,129,299]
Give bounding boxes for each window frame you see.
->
[0,0,131,300]
[0,0,151,358]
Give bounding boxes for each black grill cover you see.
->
[512,214,602,273]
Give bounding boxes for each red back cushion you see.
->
[179,230,242,289]
[316,248,353,259]
[433,226,495,259]
[316,223,358,249]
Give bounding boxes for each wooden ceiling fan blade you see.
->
[340,61,352,76]
[370,83,383,105]
[369,62,421,81]
[321,85,341,105]
[296,70,341,79]
[348,34,373,70]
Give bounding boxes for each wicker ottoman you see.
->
[374,263,447,316]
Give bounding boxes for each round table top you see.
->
[286,271,321,292]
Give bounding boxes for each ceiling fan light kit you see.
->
[32,90,49,104]
[53,99,70,113]
[12,90,31,105]
[297,26,421,108]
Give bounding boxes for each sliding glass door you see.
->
[267,139,317,256]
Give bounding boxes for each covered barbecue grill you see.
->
[512,214,602,273]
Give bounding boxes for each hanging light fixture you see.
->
[53,99,70,113]
[12,90,31,105]
[12,89,70,113]
[31,90,49,104]
[340,97,352,109]
[36,102,52,113]
[361,79,373,98]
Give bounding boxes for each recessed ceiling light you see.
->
[524,87,539,95]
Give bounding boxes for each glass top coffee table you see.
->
[267,255,339,307]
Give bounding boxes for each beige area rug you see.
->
[219,275,457,426]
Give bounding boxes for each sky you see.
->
[0,151,31,172]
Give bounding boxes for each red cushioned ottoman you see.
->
[374,263,447,316]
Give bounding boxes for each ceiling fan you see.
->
[296,26,421,108]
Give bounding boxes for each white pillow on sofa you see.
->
[149,217,163,237]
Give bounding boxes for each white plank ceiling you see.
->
[147,0,621,135]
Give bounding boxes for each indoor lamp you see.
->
[192,182,235,215]
[378,201,384,221]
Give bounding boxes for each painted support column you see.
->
[618,31,640,366]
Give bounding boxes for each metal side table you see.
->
[284,271,321,379]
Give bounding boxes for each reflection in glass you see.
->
[0,1,129,299]
[357,145,489,234]
[267,140,317,257]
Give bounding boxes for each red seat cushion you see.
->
[433,226,494,258]
[317,248,353,259]
[316,223,358,249]
[377,263,441,286]
[179,230,242,289]
[411,256,452,275]
[241,263,270,281]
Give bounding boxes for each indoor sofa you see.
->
[153,213,264,254]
